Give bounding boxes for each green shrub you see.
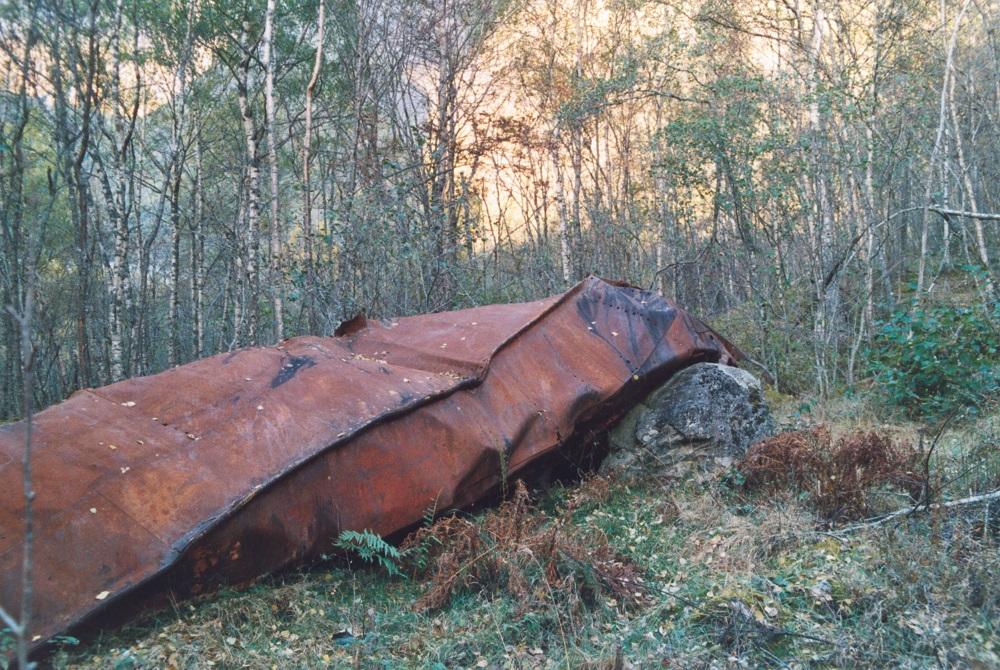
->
[867,297,999,422]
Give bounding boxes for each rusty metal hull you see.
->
[0,277,738,653]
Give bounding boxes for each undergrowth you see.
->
[866,290,999,422]
[737,427,922,523]
[403,480,648,614]
[50,404,1000,669]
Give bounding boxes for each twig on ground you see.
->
[831,489,1000,536]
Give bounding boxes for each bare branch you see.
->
[833,489,1000,536]
[929,206,1000,222]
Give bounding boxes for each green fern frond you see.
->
[335,529,403,577]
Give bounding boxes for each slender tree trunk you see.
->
[191,134,205,358]
[430,0,459,300]
[302,0,324,334]
[570,0,585,276]
[263,0,284,341]
[237,21,261,345]
[947,61,996,297]
[571,125,583,277]
[863,124,877,334]
[105,0,129,381]
[919,0,970,295]
[0,0,35,417]
[169,171,182,366]
[66,0,99,388]
[808,3,836,396]
[168,0,196,366]
[3,286,35,670]
[551,128,572,284]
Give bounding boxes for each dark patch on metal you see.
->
[271,356,316,388]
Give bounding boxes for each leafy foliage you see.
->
[867,294,1000,421]
[334,529,404,578]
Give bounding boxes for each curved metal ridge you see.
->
[0,277,739,655]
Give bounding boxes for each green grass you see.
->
[49,402,1000,669]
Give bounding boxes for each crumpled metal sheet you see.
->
[0,277,740,654]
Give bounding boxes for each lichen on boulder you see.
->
[602,363,775,480]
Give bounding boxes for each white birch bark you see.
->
[918,0,969,295]
[302,0,324,333]
[263,0,284,341]
[237,21,261,345]
[168,0,196,366]
[946,47,996,297]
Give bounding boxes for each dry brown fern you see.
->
[401,480,649,614]
[738,426,920,523]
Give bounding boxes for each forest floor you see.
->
[49,395,1000,670]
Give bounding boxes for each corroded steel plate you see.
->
[0,277,739,655]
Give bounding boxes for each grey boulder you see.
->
[602,362,774,480]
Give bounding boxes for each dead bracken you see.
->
[737,426,922,523]
[403,480,650,614]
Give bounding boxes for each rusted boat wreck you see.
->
[0,277,740,654]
